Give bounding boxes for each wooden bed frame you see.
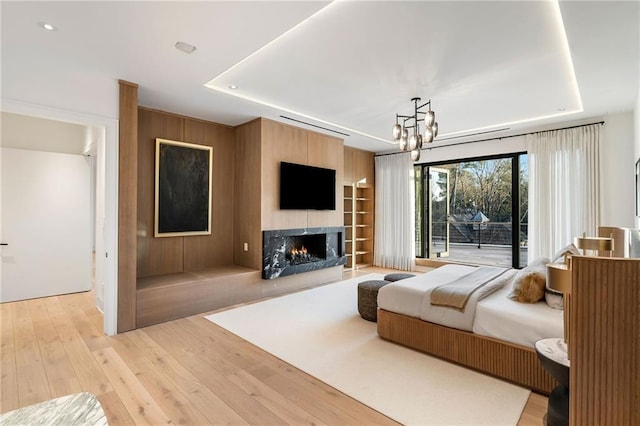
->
[377,308,555,394]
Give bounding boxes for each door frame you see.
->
[1,98,119,335]
[427,167,450,258]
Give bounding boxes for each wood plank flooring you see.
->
[0,266,547,425]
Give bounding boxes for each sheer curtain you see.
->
[374,152,415,271]
[527,124,601,261]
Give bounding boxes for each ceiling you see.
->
[1,1,638,154]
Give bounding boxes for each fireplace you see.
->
[262,227,346,279]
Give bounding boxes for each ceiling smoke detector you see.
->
[175,41,196,54]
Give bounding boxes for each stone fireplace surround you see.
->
[262,227,346,279]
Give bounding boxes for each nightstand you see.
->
[535,338,569,426]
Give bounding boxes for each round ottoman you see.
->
[357,280,390,322]
[384,273,416,282]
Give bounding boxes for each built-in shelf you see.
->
[344,183,374,270]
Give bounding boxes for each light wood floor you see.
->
[1,266,547,425]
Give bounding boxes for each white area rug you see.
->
[205,274,530,425]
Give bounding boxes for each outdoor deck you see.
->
[432,243,528,268]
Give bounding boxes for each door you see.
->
[1,147,91,302]
[428,167,450,258]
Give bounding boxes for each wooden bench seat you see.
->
[136,265,261,327]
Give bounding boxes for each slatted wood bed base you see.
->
[377,308,555,395]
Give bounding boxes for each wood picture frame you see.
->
[154,138,212,237]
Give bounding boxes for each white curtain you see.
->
[527,124,601,261]
[374,152,415,271]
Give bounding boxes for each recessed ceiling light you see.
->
[38,22,56,31]
[228,84,238,90]
[175,41,196,54]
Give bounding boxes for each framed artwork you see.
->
[636,159,640,217]
[154,138,213,237]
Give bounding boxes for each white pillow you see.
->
[551,243,580,263]
[545,286,563,310]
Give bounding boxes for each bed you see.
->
[377,264,563,394]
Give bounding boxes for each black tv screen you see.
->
[280,162,336,210]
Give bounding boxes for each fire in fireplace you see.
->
[285,235,326,266]
[287,245,321,265]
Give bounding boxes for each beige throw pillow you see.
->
[508,257,549,303]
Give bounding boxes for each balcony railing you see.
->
[417,221,529,268]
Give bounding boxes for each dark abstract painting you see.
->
[155,138,212,237]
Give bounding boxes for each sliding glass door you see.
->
[415,153,528,268]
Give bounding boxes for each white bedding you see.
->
[377,265,564,348]
[377,264,513,332]
[377,264,476,318]
[473,285,564,347]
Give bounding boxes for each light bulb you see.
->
[408,134,418,151]
[432,122,438,138]
[399,135,408,151]
[400,128,409,151]
[411,149,420,161]
[392,123,402,140]
[425,111,435,127]
[424,128,434,144]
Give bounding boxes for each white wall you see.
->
[2,73,119,122]
[1,147,91,302]
[635,83,640,228]
[413,112,636,228]
[418,134,527,163]
[94,126,107,312]
[600,112,635,228]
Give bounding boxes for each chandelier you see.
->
[392,97,438,161]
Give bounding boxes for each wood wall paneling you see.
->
[117,80,138,333]
[343,147,355,184]
[136,108,184,278]
[183,118,235,270]
[127,105,354,328]
[307,132,344,228]
[261,119,309,231]
[233,119,262,269]
[137,108,236,277]
[344,146,375,185]
[353,147,375,186]
[569,256,640,426]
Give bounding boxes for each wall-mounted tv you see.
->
[280,162,336,210]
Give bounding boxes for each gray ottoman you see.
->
[357,280,390,322]
[384,273,416,282]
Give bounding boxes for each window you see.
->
[415,153,528,268]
